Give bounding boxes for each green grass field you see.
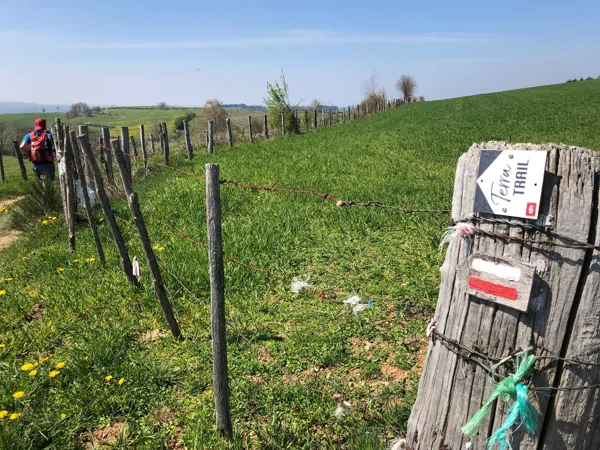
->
[0,80,599,449]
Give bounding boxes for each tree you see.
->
[201,99,228,134]
[361,72,387,112]
[65,102,91,119]
[157,102,168,110]
[264,70,297,134]
[41,108,46,114]
[395,75,418,102]
[310,99,323,112]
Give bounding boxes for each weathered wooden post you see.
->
[70,131,105,265]
[139,125,148,172]
[183,120,193,159]
[130,135,138,157]
[407,142,600,449]
[101,127,114,184]
[150,133,155,154]
[162,122,170,166]
[120,127,132,182]
[357,104,360,118]
[78,134,138,286]
[263,114,269,140]
[0,150,5,182]
[205,163,232,438]
[226,118,233,146]
[304,110,308,132]
[12,141,27,180]
[313,109,318,129]
[113,140,182,339]
[248,116,253,143]
[61,127,76,252]
[281,112,285,137]
[159,123,165,155]
[208,121,214,153]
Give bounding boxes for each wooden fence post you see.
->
[150,133,155,154]
[281,113,285,137]
[61,127,76,252]
[121,127,132,182]
[226,118,233,146]
[69,131,105,264]
[140,125,148,172]
[130,135,138,157]
[263,115,269,140]
[406,142,600,449]
[304,110,308,132]
[12,141,27,180]
[0,150,4,183]
[183,120,193,159]
[205,163,232,438]
[329,109,332,126]
[314,109,318,129]
[248,116,253,143]
[101,127,114,185]
[159,123,165,155]
[162,122,170,166]
[78,134,138,286]
[113,141,182,339]
[208,121,214,153]
[54,120,68,219]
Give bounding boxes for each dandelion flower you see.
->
[28,370,37,377]
[84,356,89,361]
[73,259,79,263]
[0,290,6,296]
[9,413,21,420]
[42,220,49,225]
[99,218,104,222]
[39,357,48,364]
[21,257,27,261]
[0,344,5,348]
[55,362,66,369]
[158,247,165,252]
[21,363,34,371]
[105,375,113,381]
[49,370,60,378]
[87,258,95,263]
[12,391,24,399]
[60,413,66,419]
[153,245,159,250]
[33,362,38,367]
[57,268,64,273]
[5,277,13,281]
[0,411,7,419]
[51,217,57,221]
[118,378,125,385]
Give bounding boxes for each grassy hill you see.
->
[0,80,599,449]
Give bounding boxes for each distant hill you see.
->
[0,102,70,114]
[223,104,267,111]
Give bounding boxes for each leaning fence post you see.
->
[101,127,114,185]
[183,120,193,159]
[162,122,169,166]
[12,141,27,180]
[205,163,232,438]
[281,113,285,137]
[0,150,5,183]
[304,110,308,132]
[140,124,148,172]
[263,115,269,140]
[208,121,214,153]
[150,133,155,154]
[121,127,132,181]
[113,141,182,340]
[329,108,332,127]
[61,127,76,252]
[313,109,318,129]
[78,134,138,286]
[226,118,233,147]
[130,135,138,157]
[70,131,105,264]
[248,115,253,143]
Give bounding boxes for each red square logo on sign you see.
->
[526,203,537,217]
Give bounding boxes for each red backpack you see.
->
[29,131,53,163]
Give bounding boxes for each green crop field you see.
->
[0,80,599,449]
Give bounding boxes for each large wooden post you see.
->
[248,116,253,143]
[113,141,182,339]
[162,122,169,165]
[121,127,132,181]
[407,142,600,449]
[313,109,317,129]
[12,141,27,180]
[140,125,148,172]
[205,163,232,438]
[263,114,269,140]
[208,121,214,153]
[150,133,155,154]
[101,127,114,185]
[183,120,193,159]
[226,118,233,147]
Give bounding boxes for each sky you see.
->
[1,0,599,107]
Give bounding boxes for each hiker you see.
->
[20,118,55,181]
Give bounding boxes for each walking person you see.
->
[20,118,55,180]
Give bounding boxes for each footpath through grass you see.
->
[0,80,599,449]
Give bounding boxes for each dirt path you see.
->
[0,198,23,253]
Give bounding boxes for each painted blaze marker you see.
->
[466,253,535,312]
[474,150,547,219]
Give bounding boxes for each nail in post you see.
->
[205,163,232,438]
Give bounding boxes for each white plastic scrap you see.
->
[291,277,312,294]
[353,302,371,315]
[333,401,353,417]
[390,438,408,450]
[465,442,472,449]
[343,295,361,306]
[426,319,437,338]
[75,179,97,207]
[439,221,474,250]
[132,256,142,281]
[343,295,371,315]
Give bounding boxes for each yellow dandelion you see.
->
[12,391,24,399]
[28,370,37,377]
[153,245,159,250]
[57,268,64,273]
[33,362,38,367]
[105,375,113,381]
[39,357,49,364]
[5,277,13,281]
[9,413,21,420]
[118,378,125,385]
[84,356,89,360]
[51,217,57,221]
[99,218,104,222]
[87,258,95,263]
[158,247,165,252]
[21,363,34,371]
[55,362,66,369]
[42,220,49,225]
[0,344,5,348]
[60,413,66,419]
[0,410,7,419]
[21,257,27,261]
[49,370,60,378]
[73,259,79,263]
[0,290,6,296]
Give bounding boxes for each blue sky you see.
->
[1,0,599,106]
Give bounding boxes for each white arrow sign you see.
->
[474,150,547,219]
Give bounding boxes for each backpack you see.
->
[29,131,53,163]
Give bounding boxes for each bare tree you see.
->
[42,108,46,114]
[201,99,229,137]
[157,102,168,110]
[361,72,387,112]
[310,99,323,112]
[395,75,418,102]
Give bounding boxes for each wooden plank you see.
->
[12,140,27,180]
[101,127,114,184]
[112,140,181,339]
[205,163,232,438]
